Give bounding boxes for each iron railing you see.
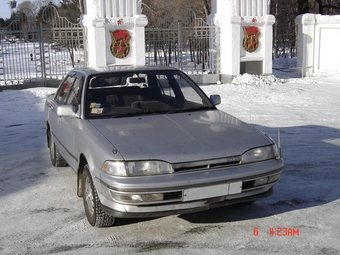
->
[0,7,219,86]
[145,9,220,75]
[0,6,85,86]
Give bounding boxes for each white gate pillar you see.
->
[261,15,276,74]
[219,15,242,79]
[81,0,148,67]
[296,14,340,75]
[209,0,275,82]
[295,14,316,75]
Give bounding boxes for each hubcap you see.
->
[84,177,94,216]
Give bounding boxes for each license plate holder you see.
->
[183,182,242,202]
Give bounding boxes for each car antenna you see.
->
[278,128,282,159]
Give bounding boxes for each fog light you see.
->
[254,177,269,186]
[268,174,281,183]
[110,191,164,203]
[142,194,164,202]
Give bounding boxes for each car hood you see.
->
[89,110,272,163]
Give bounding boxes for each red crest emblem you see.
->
[110,30,131,59]
[243,26,261,53]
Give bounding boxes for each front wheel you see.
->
[82,165,116,227]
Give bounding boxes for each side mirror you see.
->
[57,105,76,117]
[210,94,221,106]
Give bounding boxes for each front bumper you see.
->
[102,186,274,218]
[97,158,283,218]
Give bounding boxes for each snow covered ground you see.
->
[0,62,339,254]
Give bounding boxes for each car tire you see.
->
[48,130,68,167]
[82,165,116,227]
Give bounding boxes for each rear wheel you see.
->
[48,130,68,167]
[82,165,116,227]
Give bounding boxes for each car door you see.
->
[56,74,84,169]
[47,75,74,157]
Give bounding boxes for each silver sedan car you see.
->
[44,66,283,227]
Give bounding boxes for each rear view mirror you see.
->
[57,105,76,117]
[128,77,146,83]
[210,94,221,106]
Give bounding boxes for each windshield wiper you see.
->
[110,111,150,118]
[90,106,215,118]
[166,106,215,114]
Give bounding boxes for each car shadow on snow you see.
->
[178,124,340,224]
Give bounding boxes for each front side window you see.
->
[55,76,75,104]
[66,76,84,112]
[173,74,210,106]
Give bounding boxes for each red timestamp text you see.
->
[253,227,300,237]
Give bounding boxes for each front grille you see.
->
[242,180,255,189]
[164,191,182,200]
[173,156,241,172]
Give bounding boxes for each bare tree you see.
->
[298,0,310,14]
[142,0,210,27]
[58,0,81,23]
[32,0,55,14]
[17,1,37,15]
[200,0,211,19]
[271,0,300,58]
[78,0,84,14]
[271,0,340,59]
[315,0,340,14]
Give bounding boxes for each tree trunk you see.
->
[201,0,211,20]
[316,0,325,14]
[273,0,278,59]
[78,0,84,14]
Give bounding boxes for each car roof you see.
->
[70,65,179,76]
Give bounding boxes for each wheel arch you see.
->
[45,121,51,149]
[77,153,88,197]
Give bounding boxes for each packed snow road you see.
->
[0,73,339,254]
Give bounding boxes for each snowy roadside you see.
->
[0,72,339,254]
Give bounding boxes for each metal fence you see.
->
[0,6,85,86]
[145,9,220,75]
[0,8,219,86]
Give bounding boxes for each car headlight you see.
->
[102,160,174,177]
[241,145,279,164]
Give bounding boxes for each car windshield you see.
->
[85,70,215,119]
